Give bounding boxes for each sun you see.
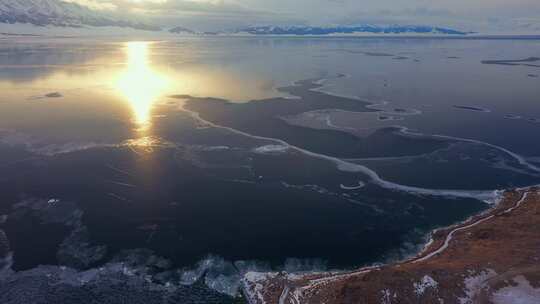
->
[115,41,170,130]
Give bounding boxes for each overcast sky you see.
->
[68,0,540,32]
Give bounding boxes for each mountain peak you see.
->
[0,0,160,31]
[169,26,196,34]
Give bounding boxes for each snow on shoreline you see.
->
[242,272,279,304]
[240,187,538,303]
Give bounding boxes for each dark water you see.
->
[1,37,540,299]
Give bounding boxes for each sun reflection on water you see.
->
[115,41,170,130]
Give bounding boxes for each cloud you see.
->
[63,0,540,32]
[63,0,117,10]
[68,0,266,16]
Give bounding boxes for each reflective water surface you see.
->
[1,36,540,299]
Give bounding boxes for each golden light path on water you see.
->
[115,41,170,130]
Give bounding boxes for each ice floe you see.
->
[253,145,290,154]
[47,198,60,205]
[57,225,108,269]
[0,252,13,277]
[453,105,491,113]
[28,92,63,100]
[504,114,522,120]
[176,256,274,297]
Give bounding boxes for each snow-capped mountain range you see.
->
[2,0,540,36]
[0,0,159,31]
[0,0,476,36]
[231,25,468,36]
[167,25,468,36]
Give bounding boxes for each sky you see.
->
[67,0,540,32]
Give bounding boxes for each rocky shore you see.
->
[243,188,540,304]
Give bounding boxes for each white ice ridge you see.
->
[181,105,502,203]
[340,181,366,190]
[288,75,540,177]
[253,145,289,154]
[399,127,540,174]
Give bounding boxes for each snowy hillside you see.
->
[0,0,159,31]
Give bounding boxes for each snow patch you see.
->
[242,272,278,304]
[414,275,438,296]
[381,289,398,304]
[459,269,497,304]
[492,275,540,304]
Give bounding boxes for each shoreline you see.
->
[242,186,540,304]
